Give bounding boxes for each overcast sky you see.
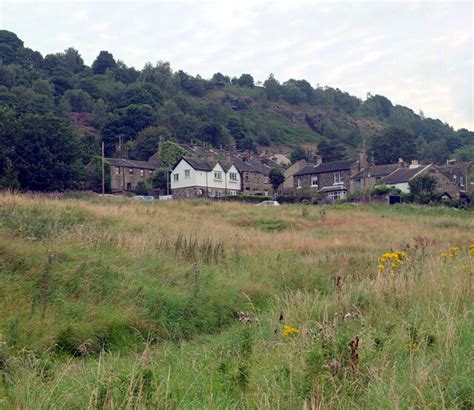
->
[1,0,472,130]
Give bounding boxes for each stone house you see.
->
[437,161,473,197]
[230,155,273,196]
[280,159,314,194]
[293,159,361,201]
[379,162,461,197]
[351,163,401,193]
[106,158,161,193]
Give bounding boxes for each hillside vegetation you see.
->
[0,30,473,192]
[0,193,472,408]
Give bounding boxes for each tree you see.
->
[59,47,84,73]
[135,180,151,195]
[88,156,110,192]
[453,145,474,162]
[370,128,418,164]
[237,74,254,88]
[269,168,284,191]
[0,158,20,190]
[264,74,281,101]
[317,140,347,162]
[13,115,85,190]
[290,147,312,163]
[159,140,187,168]
[129,126,170,160]
[92,51,116,75]
[152,168,169,191]
[409,174,438,203]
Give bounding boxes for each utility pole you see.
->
[101,142,105,195]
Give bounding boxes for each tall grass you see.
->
[0,192,472,408]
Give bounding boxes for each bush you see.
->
[135,180,151,195]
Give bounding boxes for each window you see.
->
[129,168,134,175]
[184,169,191,178]
[214,171,222,180]
[126,182,132,190]
[140,169,144,176]
[245,173,249,182]
[229,190,237,195]
[459,176,464,186]
[173,173,179,182]
[149,170,153,175]
[296,177,302,189]
[328,191,346,200]
[311,176,318,187]
[264,176,270,184]
[334,172,342,184]
[229,172,238,182]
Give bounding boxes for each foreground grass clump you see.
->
[0,192,472,408]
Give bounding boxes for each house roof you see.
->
[105,158,161,170]
[437,162,473,176]
[380,165,429,184]
[180,157,215,171]
[229,155,272,175]
[294,159,357,176]
[352,163,400,179]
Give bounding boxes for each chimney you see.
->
[398,157,405,167]
[358,147,368,170]
[315,155,323,166]
[409,159,420,169]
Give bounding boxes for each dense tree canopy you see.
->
[370,128,419,164]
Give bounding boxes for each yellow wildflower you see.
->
[283,325,299,336]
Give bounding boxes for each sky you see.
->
[1,0,473,130]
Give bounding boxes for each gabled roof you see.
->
[229,155,272,175]
[352,163,400,179]
[105,158,161,170]
[294,159,357,176]
[380,165,430,184]
[180,157,215,171]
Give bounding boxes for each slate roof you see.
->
[294,159,357,176]
[380,166,429,184]
[105,158,161,170]
[352,163,400,179]
[180,157,215,171]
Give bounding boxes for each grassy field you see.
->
[0,192,472,409]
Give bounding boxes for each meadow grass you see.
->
[0,192,472,409]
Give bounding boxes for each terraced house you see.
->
[105,158,161,193]
[293,159,362,201]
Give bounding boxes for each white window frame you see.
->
[115,167,120,175]
[173,173,179,182]
[140,169,144,176]
[311,175,318,187]
[229,172,238,182]
[214,171,222,180]
[334,172,342,184]
[129,168,134,175]
[184,169,191,179]
[296,177,302,189]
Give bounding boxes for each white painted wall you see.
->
[226,164,241,193]
[171,159,242,193]
[387,182,410,193]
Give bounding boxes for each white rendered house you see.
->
[170,157,241,199]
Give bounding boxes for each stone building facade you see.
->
[106,158,161,193]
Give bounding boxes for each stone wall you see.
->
[242,171,272,195]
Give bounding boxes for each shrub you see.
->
[135,180,151,195]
